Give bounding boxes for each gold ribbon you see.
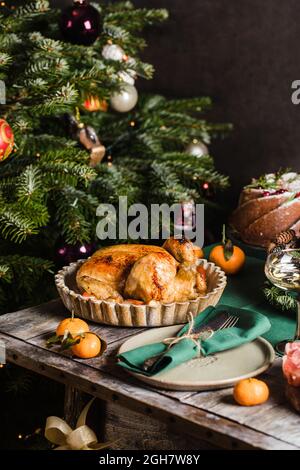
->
[45,398,111,451]
[163,312,214,357]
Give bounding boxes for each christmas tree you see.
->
[0,0,230,314]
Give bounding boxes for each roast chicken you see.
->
[76,238,207,304]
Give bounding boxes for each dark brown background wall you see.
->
[52,0,300,203]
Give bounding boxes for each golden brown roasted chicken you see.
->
[76,238,206,304]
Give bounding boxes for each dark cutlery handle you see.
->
[142,352,165,372]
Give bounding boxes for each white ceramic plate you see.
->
[118,324,275,391]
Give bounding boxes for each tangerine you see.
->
[56,317,89,338]
[71,332,101,359]
[233,378,269,406]
[209,244,245,275]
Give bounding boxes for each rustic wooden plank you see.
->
[245,399,300,447]
[0,298,150,343]
[181,370,300,448]
[64,386,91,428]
[100,401,217,450]
[29,324,147,348]
[29,331,197,402]
[0,299,66,339]
[181,374,285,424]
[0,332,296,450]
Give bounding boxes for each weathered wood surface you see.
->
[99,401,217,450]
[0,299,299,450]
[64,386,90,428]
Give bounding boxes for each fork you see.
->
[215,314,239,331]
[142,314,239,372]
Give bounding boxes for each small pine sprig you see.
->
[263,281,297,311]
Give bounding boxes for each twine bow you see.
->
[163,312,214,357]
[45,398,110,451]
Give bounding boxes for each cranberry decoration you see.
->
[262,188,289,197]
[276,188,288,195]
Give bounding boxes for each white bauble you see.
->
[127,57,137,68]
[102,44,124,61]
[118,70,136,85]
[185,140,208,158]
[110,85,138,113]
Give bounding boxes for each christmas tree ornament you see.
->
[110,85,138,113]
[60,0,101,46]
[0,118,14,162]
[174,200,196,232]
[102,43,125,61]
[126,57,137,68]
[67,113,106,167]
[118,70,136,86]
[185,139,208,158]
[56,241,95,266]
[83,95,108,112]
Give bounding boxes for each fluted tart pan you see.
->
[55,259,227,327]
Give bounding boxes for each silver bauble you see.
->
[110,85,138,113]
[102,44,124,61]
[185,140,208,158]
[118,70,136,85]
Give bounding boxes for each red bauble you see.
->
[60,0,101,46]
[0,118,14,162]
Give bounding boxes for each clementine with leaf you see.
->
[209,225,245,275]
[56,317,89,339]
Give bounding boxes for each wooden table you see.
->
[0,299,299,451]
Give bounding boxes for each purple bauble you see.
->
[174,200,196,232]
[60,0,101,46]
[56,242,96,266]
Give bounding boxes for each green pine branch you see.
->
[105,8,169,32]
[0,0,231,318]
[92,164,142,206]
[149,161,197,204]
[0,208,39,243]
[263,282,297,312]
[52,186,98,244]
[0,254,54,312]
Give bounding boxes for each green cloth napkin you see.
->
[204,246,296,346]
[117,304,271,376]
